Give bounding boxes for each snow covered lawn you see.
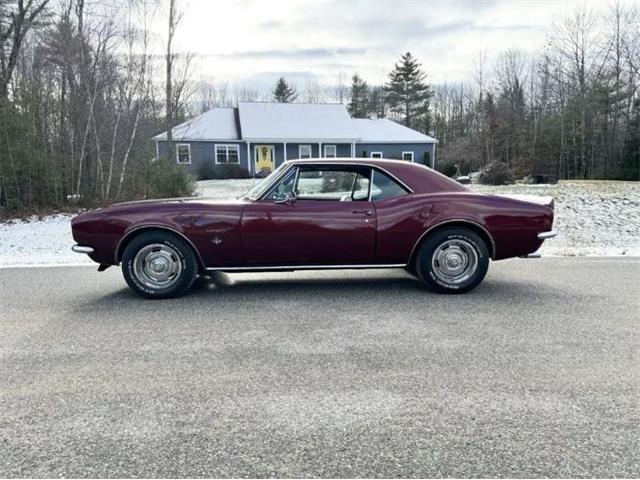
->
[0,214,92,267]
[1,179,638,267]
[197,178,258,199]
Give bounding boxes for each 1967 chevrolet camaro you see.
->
[71,159,556,298]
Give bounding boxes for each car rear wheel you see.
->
[121,231,198,299]
[415,227,489,293]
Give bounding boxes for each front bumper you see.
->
[71,244,94,254]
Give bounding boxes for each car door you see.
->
[241,164,376,266]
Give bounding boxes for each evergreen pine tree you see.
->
[347,74,369,118]
[272,77,298,103]
[368,86,386,118]
[384,52,432,130]
[622,99,640,180]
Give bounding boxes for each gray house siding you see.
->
[157,139,436,177]
[356,143,435,167]
[285,143,352,162]
[249,142,355,171]
[156,140,250,175]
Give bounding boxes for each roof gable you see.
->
[152,108,239,141]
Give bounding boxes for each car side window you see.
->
[267,169,297,200]
[294,167,370,201]
[370,170,409,201]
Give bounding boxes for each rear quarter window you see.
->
[370,170,409,201]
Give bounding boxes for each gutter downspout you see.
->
[432,143,437,169]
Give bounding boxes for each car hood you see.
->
[91,196,250,216]
[109,196,244,208]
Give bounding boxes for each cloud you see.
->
[207,47,370,60]
[158,0,611,89]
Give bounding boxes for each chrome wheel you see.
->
[431,239,478,285]
[132,243,183,290]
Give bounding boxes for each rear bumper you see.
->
[521,231,557,258]
[537,230,557,240]
[71,244,94,254]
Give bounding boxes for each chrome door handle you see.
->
[353,209,373,216]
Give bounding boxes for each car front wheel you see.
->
[415,227,489,293]
[121,231,199,299]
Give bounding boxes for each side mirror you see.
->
[274,193,295,205]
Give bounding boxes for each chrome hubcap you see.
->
[431,239,478,285]
[133,243,182,290]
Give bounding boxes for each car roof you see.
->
[286,158,466,194]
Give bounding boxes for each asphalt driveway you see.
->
[0,258,638,477]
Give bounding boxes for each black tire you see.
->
[415,227,489,294]
[405,265,419,278]
[121,231,199,299]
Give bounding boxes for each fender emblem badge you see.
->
[211,236,223,245]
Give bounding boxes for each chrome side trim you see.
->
[407,219,497,263]
[537,230,557,240]
[114,225,206,270]
[72,245,94,254]
[207,263,407,272]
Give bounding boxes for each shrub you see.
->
[479,161,514,185]
[197,162,216,180]
[146,156,196,198]
[198,164,251,180]
[437,160,458,177]
[321,171,353,192]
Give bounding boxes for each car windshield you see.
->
[243,163,290,200]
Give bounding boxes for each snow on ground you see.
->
[0,214,93,267]
[197,178,258,198]
[0,179,638,267]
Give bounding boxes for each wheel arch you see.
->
[115,225,206,272]
[407,219,496,266]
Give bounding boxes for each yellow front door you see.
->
[255,145,275,175]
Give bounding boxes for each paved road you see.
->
[0,258,638,477]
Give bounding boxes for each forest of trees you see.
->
[0,0,638,213]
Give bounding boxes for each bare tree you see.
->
[0,0,49,98]
[165,0,178,162]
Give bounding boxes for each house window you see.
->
[299,145,312,159]
[402,151,414,162]
[215,144,240,164]
[371,152,383,159]
[176,144,191,164]
[324,145,337,158]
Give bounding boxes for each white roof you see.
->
[152,108,238,141]
[153,102,437,144]
[352,118,438,143]
[238,102,356,141]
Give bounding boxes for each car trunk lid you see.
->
[492,193,555,209]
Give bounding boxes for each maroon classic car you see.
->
[71,159,556,298]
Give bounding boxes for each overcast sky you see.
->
[155,0,618,91]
